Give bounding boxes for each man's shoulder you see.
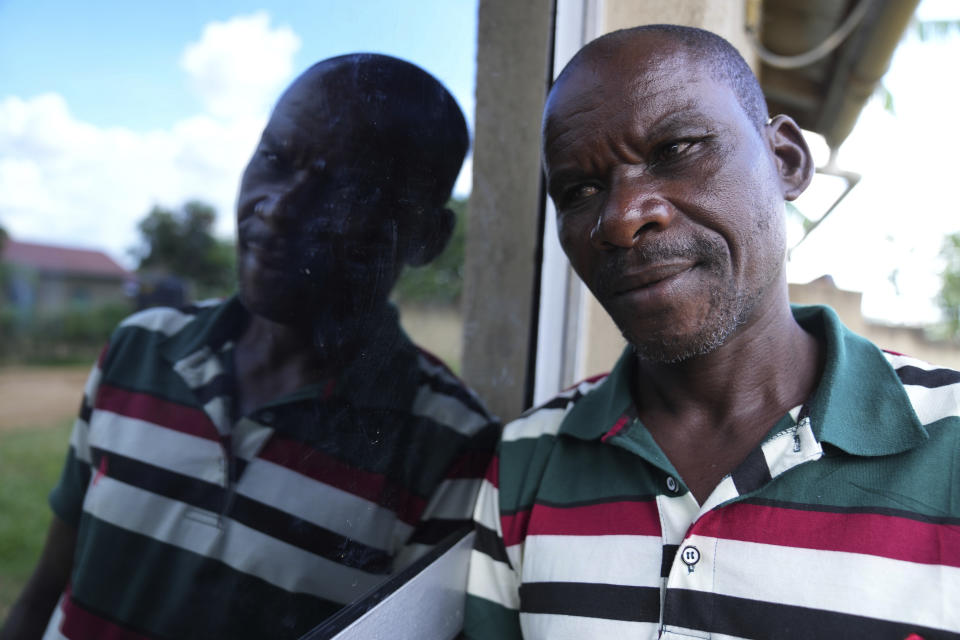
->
[113,298,223,341]
[101,298,226,372]
[407,346,499,438]
[880,349,960,425]
[501,374,609,445]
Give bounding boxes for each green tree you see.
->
[132,201,235,298]
[393,197,467,306]
[938,231,960,341]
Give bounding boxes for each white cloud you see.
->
[453,153,473,199]
[0,12,299,266]
[180,11,301,120]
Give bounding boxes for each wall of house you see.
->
[7,267,128,316]
[789,278,960,369]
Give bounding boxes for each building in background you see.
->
[2,239,131,320]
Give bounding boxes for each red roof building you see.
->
[3,240,129,279]
[2,239,132,315]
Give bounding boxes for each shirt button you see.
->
[666,476,679,492]
[681,545,701,571]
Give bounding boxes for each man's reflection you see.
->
[0,54,498,640]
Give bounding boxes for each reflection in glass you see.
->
[0,55,497,640]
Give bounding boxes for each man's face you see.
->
[543,41,791,362]
[236,76,406,326]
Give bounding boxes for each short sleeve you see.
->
[48,345,107,526]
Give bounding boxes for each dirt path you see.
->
[0,366,90,432]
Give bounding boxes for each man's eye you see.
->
[259,149,285,169]
[654,140,695,163]
[560,183,601,206]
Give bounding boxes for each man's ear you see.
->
[403,206,455,267]
[766,114,815,201]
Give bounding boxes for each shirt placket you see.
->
[658,407,823,639]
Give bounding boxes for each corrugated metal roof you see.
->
[2,239,130,279]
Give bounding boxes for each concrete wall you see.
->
[790,277,960,369]
[462,0,554,421]
[7,267,127,316]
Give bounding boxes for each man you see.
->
[2,54,498,640]
[464,25,960,640]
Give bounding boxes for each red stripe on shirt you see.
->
[692,502,960,567]
[258,436,427,525]
[501,508,532,548]
[95,384,218,441]
[601,414,631,443]
[96,344,110,368]
[483,455,500,488]
[444,448,495,479]
[501,499,660,546]
[59,589,151,640]
[562,372,608,392]
[527,499,662,537]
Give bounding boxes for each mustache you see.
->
[593,234,727,291]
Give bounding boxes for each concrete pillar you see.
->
[462,0,554,422]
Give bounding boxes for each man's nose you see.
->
[254,170,315,225]
[590,176,675,250]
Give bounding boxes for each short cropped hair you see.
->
[296,53,469,208]
[556,25,769,131]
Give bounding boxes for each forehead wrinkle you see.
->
[543,90,606,149]
[544,47,727,177]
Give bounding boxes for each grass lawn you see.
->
[0,419,73,622]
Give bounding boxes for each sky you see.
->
[0,0,477,259]
[1,0,959,327]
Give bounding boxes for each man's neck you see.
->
[632,299,824,502]
[233,305,395,417]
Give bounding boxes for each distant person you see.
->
[135,274,187,310]
[463,25,960,639]
[2,53,498,640]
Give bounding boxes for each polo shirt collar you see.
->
[160,295,419,412]
[794,304,928,456]
[558,346,635,442]
[558,304,928,457]
[159,295,248,362]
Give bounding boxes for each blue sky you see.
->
[0,0,477,131]
[1,0,960,325]
[0,0,478,266]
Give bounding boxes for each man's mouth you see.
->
[610,262,696,297]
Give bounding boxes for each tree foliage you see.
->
[938,231,960,340]
[393,198,467,306]
[132,201,235,298]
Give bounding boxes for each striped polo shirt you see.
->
[45,297,498,640]
[464,305,960,640]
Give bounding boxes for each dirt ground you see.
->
[0,366,89,432]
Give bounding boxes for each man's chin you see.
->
[627,329,730,364]
[239,287,391,327]
[238,291,306,326]
[622,307,746,365]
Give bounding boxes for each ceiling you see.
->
[755,0,920,149]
